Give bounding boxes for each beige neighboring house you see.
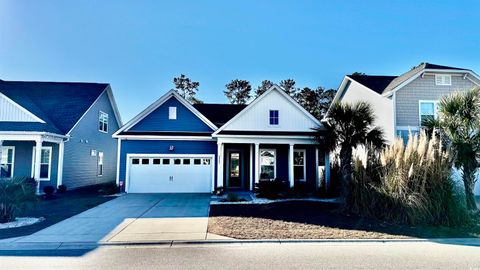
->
[331,62,480,194]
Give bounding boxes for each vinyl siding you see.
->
[129,97,213,132]
[62,90,120,189]
[119,140,217,188]
[396,74,479,127]
[2,141,59,189]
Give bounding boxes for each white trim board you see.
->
[114,90,218,136]
[213,85,323,135]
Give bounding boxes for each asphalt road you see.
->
[0,241,479,270]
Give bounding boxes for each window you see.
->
[99,111,108,133]
[162,158,170,165]
[31,147,52,180]
[169,106,177,120]
[294,150,306,181]
[269,110,279,125]
[194,159,201,165]
[132,158,140,165]
[174,158,181,165]
[435,74,452,86]
[98,152,104,176]
[202,158,211,165]
[153,158,161,165]
[230,153,240,177]
[260,149,276,179]
[419,101,438,126]
[183,159,191,165]
[0,147,14,178]
[141,159,150,165]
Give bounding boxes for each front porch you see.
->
[216,136,330,192]
[0,133,66,193]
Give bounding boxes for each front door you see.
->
[228,152,242,188]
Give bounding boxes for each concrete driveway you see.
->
[11,193,213,244]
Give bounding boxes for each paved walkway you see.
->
[1,193,216,244]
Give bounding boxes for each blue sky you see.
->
[1,1,479,121]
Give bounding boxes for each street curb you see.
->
[1,238,479,250]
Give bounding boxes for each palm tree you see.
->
[433,87,480,210]
[315,101,385,195]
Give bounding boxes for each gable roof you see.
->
[0,80,119,135]
[347,75,397,95]
[337,63,479,101]
[193,103,247,127]
[213,85,323,136]
[114,90,218,136]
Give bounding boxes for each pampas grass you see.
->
[347,131,471,226]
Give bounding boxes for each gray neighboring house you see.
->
[0,80,122,192]
[331,62,480,194]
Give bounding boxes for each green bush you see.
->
[0,177,38,223]
[255,178,289,199]
[347,131,472,226]
[225,193,240,202]
[57,185,67,193]
[98,182,119,195]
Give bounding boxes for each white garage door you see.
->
[127,155,213,193]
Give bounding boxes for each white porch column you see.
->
[34,139,43,194]
[217,142,224,189]
[288,144,294,188]
[315,147,319,190]
[249,144,253,191]
[254,143,260,184]
[325,152,331,190]
[0,140,3,162]
[57,140,64,187]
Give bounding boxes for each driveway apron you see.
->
[14,193,211,243]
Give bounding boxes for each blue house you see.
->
[0,80,122,192]
[114,85,330,193]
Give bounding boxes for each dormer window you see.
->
[99,111,108,133]
[169,106,177,120]
[269,110,279,125]
[435,74,451,86]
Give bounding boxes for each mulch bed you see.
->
[208,201,480,239]
[0,187,114,240]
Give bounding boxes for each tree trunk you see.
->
[462,166,478,211]
[339,146,353,198]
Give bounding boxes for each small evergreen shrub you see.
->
[0,177,37,223]
[43,185,55,196]
[98,182,119,195]
[57,185,67,193]
[255,178,289,199]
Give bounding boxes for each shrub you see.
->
[0,177,37,223]
[57,185,67,193]
[255,178,289,199]
[317,160,342,198]
[98,182,119,195]
[225,193,240,202]
[43,185,55,195]
[346,131,472,226]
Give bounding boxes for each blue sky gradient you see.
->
[1,1,479,121]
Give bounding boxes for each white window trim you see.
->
[169,106,177,120]
[418,100,438,127]
[435,74,452,86]
[99,111,109,133]
[31,146,52,181]
[294,149,306,182]
[98,151,104,177]
[260,148,276,180]
[1,146,15,178]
